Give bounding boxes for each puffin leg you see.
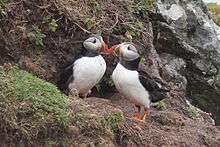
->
[141,108,150,121]
[68,83,79,97]
[133,105,142,121]
[81,90,91,98]
[69,88,79,97]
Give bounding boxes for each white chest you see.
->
[112,63,150,107]
[71,55,106,93]
[112,63,139,90]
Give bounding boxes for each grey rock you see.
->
[160,53,187,91]
[152,0,220,124]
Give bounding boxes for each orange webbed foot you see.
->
[133,113,143,122]
[133,105,143,122]
[141,109,150,121]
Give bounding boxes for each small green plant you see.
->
[102,112,124,131]
[27,25,46,46]
[140,57,146,64]
[187,107,200,119]
[0,0,10,6]
[0,0,11,16]
[128,0,155,14]
[125,20,145,39]
[84,18,96,30]
[155,101,168,111]
[106,78,114,88]
[42,16,51,24]
[49,19,58,32]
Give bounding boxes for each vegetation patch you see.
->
[0,65,125,145]
[0,65,69,143]
[154,101,168,111]
[207,3,220,26]
[0,0,11,6]
[27,25,46,46]
[71,111,124,144]
[102,112,125,132]
[186,107,200,119]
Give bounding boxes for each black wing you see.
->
[138,70,170,103]
[58,54,83,92]
[58,62,75,92]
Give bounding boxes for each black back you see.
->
[138,70,170,103]
[120,56,170,103]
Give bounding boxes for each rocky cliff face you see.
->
[151,0,220,124]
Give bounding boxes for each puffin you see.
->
[109,42,169,121]
[59,35,112,98]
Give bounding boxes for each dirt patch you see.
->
[85,94,220,146]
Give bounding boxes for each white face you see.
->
[118,43,140,61]
[83,36,103,52]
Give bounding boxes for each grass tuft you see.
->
[154,101,168,111]
[186,107,200,119]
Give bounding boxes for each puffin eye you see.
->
[127,46,131,50]
[93,39,97,44]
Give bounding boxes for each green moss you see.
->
[124,20,145,39]
[0,0,11,6]
[71,113,113,139]
[128,0,155,14]
[0,66,69,141]
[84,18,96,30]
[71,111,124,140]
[0,0,11,16]
[186,107,200,119]
[102,112,124,131]
[154,101,168,111]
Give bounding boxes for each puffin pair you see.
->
[60,36,169,121]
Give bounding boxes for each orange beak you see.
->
[101,42,120,56]
[102,43,111,54]
[103,44,119,56]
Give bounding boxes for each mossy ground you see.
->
[0,65,69,143]
[0,65,125,145]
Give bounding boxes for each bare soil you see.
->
[85,94,220,146]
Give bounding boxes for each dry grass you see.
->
[56,0,155,38]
